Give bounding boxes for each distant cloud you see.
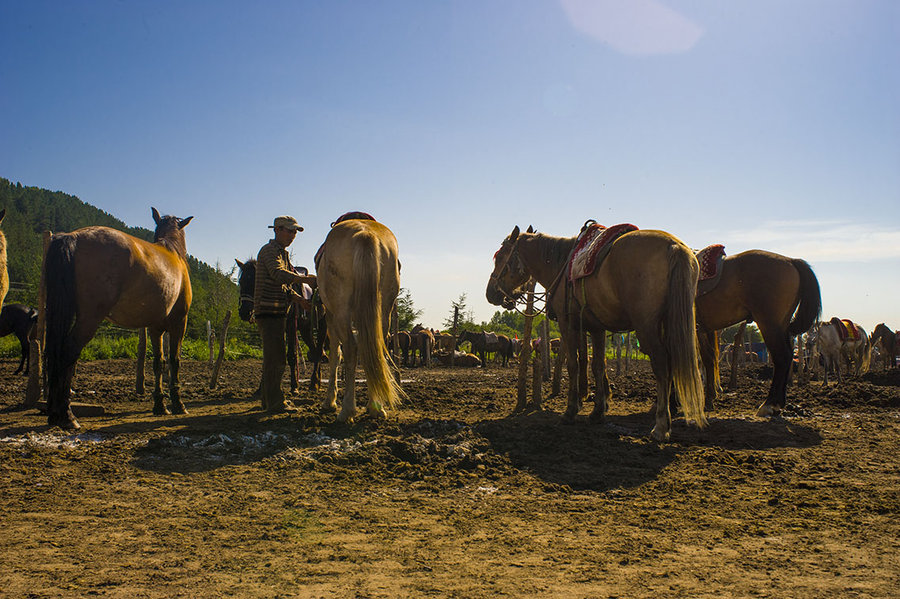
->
[560,0,704,55]
[723,220,900,263]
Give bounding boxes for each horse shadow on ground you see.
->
[474,408,823,493]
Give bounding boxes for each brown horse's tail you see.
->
[667,244,707,428]
[788,258,822,336]
[43,235,79,407]
[353,235,404,411]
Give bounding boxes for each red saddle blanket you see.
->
[830,317,860,341]
[567,223,638,282]
[695,244,726,281]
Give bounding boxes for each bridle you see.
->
[489,239,551,317]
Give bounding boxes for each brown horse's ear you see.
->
[178,216,193,229]
[510,225,520,242]
[235,259,244,269]
[151,207,161,225]
[526,225,534,233]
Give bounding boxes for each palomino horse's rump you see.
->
[318,217,403,422]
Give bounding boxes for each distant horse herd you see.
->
[1,209,898,439]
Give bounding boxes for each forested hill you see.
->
[0,177,240,338]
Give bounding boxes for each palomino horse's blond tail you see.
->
[667,245,707,428]
[353,236,403,411]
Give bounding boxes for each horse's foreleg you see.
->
[167,324,188,415]
[149,331,169,415]
[561,327,582,422]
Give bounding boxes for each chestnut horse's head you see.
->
[234,258,256,322]
[486,225,533,310]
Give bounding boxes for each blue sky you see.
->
[2,1,898,332]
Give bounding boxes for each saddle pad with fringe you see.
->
[567,223,638,282]
[830,317,860,341]
[695,244,726,297]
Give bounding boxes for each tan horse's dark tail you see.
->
[43,235,79,415]
[788,258,822,336]
[667,245,707,428]
[353,236,403,411]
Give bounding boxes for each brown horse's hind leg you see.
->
[588,331,610,422]
[755,326,791,418]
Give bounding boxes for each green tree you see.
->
[444,293,475,330]
[396,288,421,331]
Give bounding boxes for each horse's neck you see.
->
[157,235,187,260]
[519,234,574,288]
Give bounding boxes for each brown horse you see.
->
[44,208,192,429]
[695,250,821,417]
[317,218,404,422]
[487,225,705,442]
[0,209,8,312]
[871,323,897,370]
[409,325,434,367]
[456,329,514,367]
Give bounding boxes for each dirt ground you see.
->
[1,354,898,598]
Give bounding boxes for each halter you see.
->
[489,239,550,317]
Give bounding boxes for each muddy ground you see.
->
[0,355,898,598]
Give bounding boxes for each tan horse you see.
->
[44,208,193,429]
[695,250,821,417]
[486,225,705,442]
[317,218,403,422]
[0,209,8,311]
[813,319,870,385]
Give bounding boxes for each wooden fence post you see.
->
[209,310,231,389]
[135,328,147,395]
[24,231,51,407]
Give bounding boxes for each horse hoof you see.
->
[336,411,355,424]
[756,403,779,418]
[154,406,172,416]
[171,404,188,415]
[49,416,80,430]
[650,426,670,442]
[561,413,578,425]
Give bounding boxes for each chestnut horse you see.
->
[317,218,403,422]
[695,250,821,416]
[44,208,192,429]
[871,323,897,370]
[235,259,328,392]
[487,225,705,442]
[0,209,8,312]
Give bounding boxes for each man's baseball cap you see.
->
[269,215,303,232]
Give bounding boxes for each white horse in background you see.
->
[813,319,871,386]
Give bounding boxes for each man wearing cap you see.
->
[254,215,316,413]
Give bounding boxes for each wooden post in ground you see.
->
[451,307,459,368]
[207,321,214,371]
[209,310,231,389]
[540,318,550,379]
[515,280,536,412]
[532,338,542,405]
[551,344,564,397]
[614,333,622,376]
[625,331,633,373]
[135,328,147,395]
[24,231,51,407]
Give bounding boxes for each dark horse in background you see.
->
[235,259,328,392]
[44,208,192,429]
[456,329,514,367]
[0,303,38,374]
[695,249,821,417]
[871,323,898,370]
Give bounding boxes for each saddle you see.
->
[695,244,726,297]
[567,222,638,282]
[830,317,860,341]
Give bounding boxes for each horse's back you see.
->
[64,226,191,327]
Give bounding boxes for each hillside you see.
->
[0,177,243,339]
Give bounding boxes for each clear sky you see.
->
[2,1,898,333]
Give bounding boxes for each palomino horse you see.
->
[0,303,38,374]
[317,218,403,422]
[44,208,192,429]
[871,323,897,370]
[0,209,7,312]
[487,225,706,441]
[235,259,328,392]
[695,250,821,416]
[456,330,514,367]
[813,319,871,385]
